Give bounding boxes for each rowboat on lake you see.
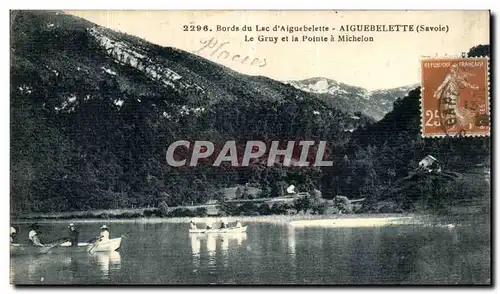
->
[10,237,122,256]
[189,226,247,234]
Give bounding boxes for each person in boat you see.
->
[235,220,242,228]
[220,220,227,229]
[10,227,16,243]
[99,225,110,242]
[189,220,197,230]
[67,223,79,247]
[28,223,44,247]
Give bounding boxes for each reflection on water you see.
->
[219,235,229,268]
[25,255,53,281]
[450,227,459,245]
[94,251,122,279]
[190,233,248,271]
[10,251,122,284]
[287,224,296,279]
[10,218,490,285]
[190,234,201,269]
[287,225,296,256]
[206,234,216,267]
[220,236,229,251]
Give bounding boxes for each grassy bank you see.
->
[12,199,487,222]
[11,208,337,222]
[11,206,214,221]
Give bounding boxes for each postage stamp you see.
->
[421,57,490,137]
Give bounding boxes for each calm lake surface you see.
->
[10,215,490,285]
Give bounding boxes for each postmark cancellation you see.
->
[421,57,490,137]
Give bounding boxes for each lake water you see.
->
[10,216,491,285]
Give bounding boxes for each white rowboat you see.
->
[10,237,122,255]
[189,226,247,234]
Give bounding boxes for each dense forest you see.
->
[10,11,490,216]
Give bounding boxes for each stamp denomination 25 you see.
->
[421,58,490,137]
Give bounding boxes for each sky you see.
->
[66,10,489,90]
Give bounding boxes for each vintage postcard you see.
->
[10,10,491,285]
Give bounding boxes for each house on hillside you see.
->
[286,185,297,194]
[418,155,442,173]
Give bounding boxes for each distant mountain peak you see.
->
[287,78,358,97]
[287,78,418,120]
[369,83,420,94]
[309,78,329,91]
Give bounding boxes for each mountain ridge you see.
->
[287,77,419,120]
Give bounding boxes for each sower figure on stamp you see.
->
[433,63,479,132]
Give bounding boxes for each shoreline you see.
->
[10,213,455,225]
[10,201,486,224]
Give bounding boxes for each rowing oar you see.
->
[88,238,100,254]
[86,237,98,244]
[40,237,69,254]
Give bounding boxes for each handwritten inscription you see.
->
[194,37,267,68]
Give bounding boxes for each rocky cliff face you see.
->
[88,27,204,94]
